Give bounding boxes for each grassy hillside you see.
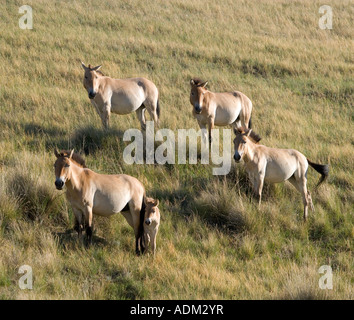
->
[0,0,353,299]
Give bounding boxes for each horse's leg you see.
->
[240,100,252,129]
[197,120,208,145]
[73,218,80,234]
[72,207,84,240]
[288,175,309,221]
[143,91,159,125]
[144,232,151,253]
[151,228,158,256]
[308,190,315,212]
[136,105,147,131]
[245,106,252,129]
[145,102,159,124]
[83,205,94,244]
[241,111,251,129]
[208,117,215,145]
[233,115,242,130]
[121,211,134,228]
[238,108,247,129]
[300,182,309,222]
[247,171,255,201]
[128,200,144,255]
[253,174,265,209]
[101,102,111,129]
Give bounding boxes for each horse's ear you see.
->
[69,149,74,159]
[190,79,195,86]
[246,129,252,137]
[201,81,208,88]
[154,199,159,207]
[54,149,60,158]
[81,61,87,70]
[92,65,102,71]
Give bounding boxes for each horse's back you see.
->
[96,173,144,195]
[132,77,158,90]
[118,173,145,193]
[110,77,157,96]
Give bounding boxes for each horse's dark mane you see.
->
[87,64,105,76]
[95,70,105,76]
[191,78,204,85]
[236,128,262,143]
[59,150,87,168]
[191,78,206,87]
[245,128,262,143]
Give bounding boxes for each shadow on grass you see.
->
[7,172,67,226]
[54,229,109,250]
[0,119,66,140]
[23,123,66,138]
[152,175,210,212]
[151,174,252,234]
[45,126,125,156]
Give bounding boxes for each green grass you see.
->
[0,0,353,299]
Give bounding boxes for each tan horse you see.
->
[233,128,329,221]
[190,78,253,143]
[54,149,151,254]
[81,62,160,130]
[143,197,160,255]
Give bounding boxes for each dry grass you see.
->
[0,0,353,299]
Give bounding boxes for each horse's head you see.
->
[81,62,102,99]
[53,149,74,190]
[190,78,208,114]
[144,197,160,226]
[233,128,261,162]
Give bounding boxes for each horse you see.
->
[81,62,160,131]
[143,197,160,255]
[189,78,253,143]
[233,128,329,221]
[53,149,152,254]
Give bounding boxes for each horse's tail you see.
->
[156,99,160,119]
[307,159,329,190]
[138,196,146,254]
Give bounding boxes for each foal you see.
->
[233,128,329,221]
[143,198,160,255]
